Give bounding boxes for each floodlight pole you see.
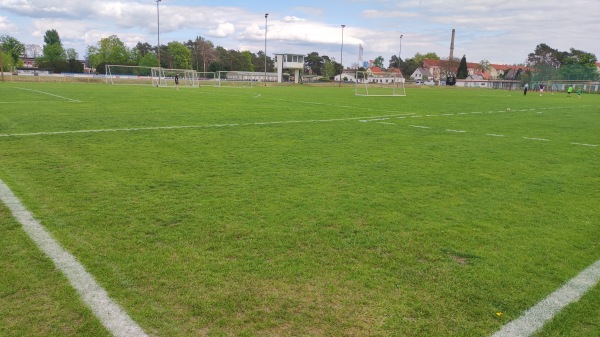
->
[156,0,161,69]
[264,13,268,86]
[339,24,345,87]
[399,34,403,69]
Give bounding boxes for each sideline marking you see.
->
[0,113,412,137]
[524,137,550,142]
[571,142,598,147]
[0,179,148,337]
[492,259,600,337]
[15,87,81,103]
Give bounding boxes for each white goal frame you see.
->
[215,71,259,88]
[355,71,406,97]
[105,65,153,85]
[151,68,199,87]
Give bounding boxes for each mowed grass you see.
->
[0,82,598,336]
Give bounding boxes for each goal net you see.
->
[546,80,594,94]
[151,68,199,87]
[105,65,153,85]
[197,72,217,86]
[215,71,260,88]
[355,71,406,96]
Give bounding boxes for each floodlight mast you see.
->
[339,24,345,87]
[264,13,268,86]
[399,34,403,69]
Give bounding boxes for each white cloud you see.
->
[0,15,17,32]
[208,22,235,38]
[282,16,306,23]
[362,10,419,18]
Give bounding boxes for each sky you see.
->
[1,0,599,67]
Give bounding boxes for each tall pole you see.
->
[399,34,403,70]
[339,24,345,87]
[264,13,268,86]
[156,0,161,69]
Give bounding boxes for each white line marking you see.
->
[16,87,81,103]
[0,179,148,337]
[486,134,505,137]
[492,259,600,337]
[446,129,466,133]
[524,137,550,142]
[378,122,396,125]
[571,142,598,147]
[410,125,430,129]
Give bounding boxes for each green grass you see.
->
[1,82,599,336]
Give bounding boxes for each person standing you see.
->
[539,83,544,96]
[567,85,573,97]
[174,73,179,90]
[577,87,582,99]
[523,83,528,96]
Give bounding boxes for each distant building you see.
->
[410,67,433,81]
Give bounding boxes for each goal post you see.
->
[547,80,594,94]
[106,65,154,85]
[355,71,406,97]
[152,68,199,88]
[215,71,259,88]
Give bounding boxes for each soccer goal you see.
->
[151,68,199,87]
[355,71,406,96]
[197,72,217,86]
[547,80,594,94]
[215,71,258,88]
[105,65,153,85]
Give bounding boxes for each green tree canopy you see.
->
[168,41,191,69]
[305,52,324,75]
[138,52,158,68]
[0,35,25,65]
[38,30,66,63]
[373,56,384,69]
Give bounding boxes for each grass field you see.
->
[1,82,598,336]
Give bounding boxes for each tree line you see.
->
[1,31,598,81]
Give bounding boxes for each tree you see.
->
[241,51,254,72]
[527,43,561,69]
[0,35,25,65]
[1,49,15,71]
[138,53,158,67]
[168,41,191,69]
[252,51,273,73]
[65,48,78,60]
[24,44,42,58]
[478,59,491,73]
[456,55,468,79]
[373,56,384,69]
[43,29,61,45]
[388,55,401,69]
[305,52,324,75]
[413,52,440,66]
[40,29,66,63]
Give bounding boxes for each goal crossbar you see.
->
[355,71,406,97]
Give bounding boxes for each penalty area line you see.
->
[15,87,81,103]
[0,179,148,337]
[492,259,600,337]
